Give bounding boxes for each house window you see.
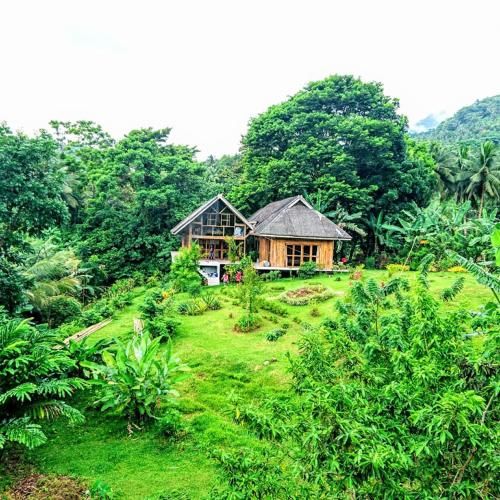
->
[220,213,233,226]
[286,244,319,267]
[206,213,217,225]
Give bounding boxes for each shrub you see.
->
[201,294,222,310]
[82,334,188,422]
[261,270,282,282]
[232,273,498,497]
[259,299,289,317]
[46,296,82,327]
[139,289,166,320]
[0,319,87,450]
[310,307,320,317]
[145,317,180,341]
[279,285,334,306]
[298,261,318,279]
[170,244,202,293]
[364,256,376,269]
[234,314,261,333]
[265,328,287,341]
[89,479,114,499]
[386,263,410,277]
[154,409,185,440]
[177,300,206,316]
[269,285,285,291]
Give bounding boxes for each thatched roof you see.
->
[249,195,351,240]
[170,194,253,235]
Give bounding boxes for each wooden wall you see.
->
[257,237,334,270]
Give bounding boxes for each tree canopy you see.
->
[232,75,435,219]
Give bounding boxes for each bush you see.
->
[310,307,320,317]
[154,409,185,440]
[234,314,261,333]
[145,317,180,341]
[82,334,188,422]
[177,300,206,316]
[47,296,82,327]
[364,256,376,269]
[298,261,318,279]
[265,328,287,341]
[201,294,222,310]
[269,285,285,291]
[89,479,114,499]
[279,285,334,306]
[0,319,87,450]
[139,289,166,320]
[349,264,364,281]
[261,270,282,282]
[386,263,410,277]
[259,299,289,317]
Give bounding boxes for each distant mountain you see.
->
[414,95,500,144]
[411,112,448,134]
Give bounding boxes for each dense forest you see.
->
[1,74,499,498]
[415,94,500,144]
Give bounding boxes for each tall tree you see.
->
[463,140,499,215]
[0,125,67,250]
[233,75,435,221]
[76,128,206,279]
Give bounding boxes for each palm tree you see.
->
[463,141,500,215]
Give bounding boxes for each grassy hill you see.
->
[415,95,500,144]
[4,271,492,499]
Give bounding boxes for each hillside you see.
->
[3,271,492,498]
[415,94,500,144]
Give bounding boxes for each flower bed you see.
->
[279,285,334,306]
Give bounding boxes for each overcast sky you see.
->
[1,0,498,158]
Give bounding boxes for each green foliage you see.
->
[177,300,207,316]
[201,294,222,311]
[154,409,185,440]
[279,285,334,305]
[210,448,297,499]
[82,334,188,422]
[0,319,87,450]
[139,288,168,320]
[416,95,500,144]
[441,276,466,301]
[233,75,435,228]
[492,223,500,266]
[265,328,287,342]
[170,244,202,294]
[228,274,498,497]
[234,314,261,333]
[237,258,263,316]
[260,270,281,282]
[89,479,114,499]
[258,299,288,317]
[386,263,410,276]
[297,260,318,278]
[145,317,180,342]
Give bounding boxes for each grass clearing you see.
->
[9,271,493,498]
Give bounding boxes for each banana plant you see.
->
[82,333,189,422]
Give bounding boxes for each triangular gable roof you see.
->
[171,194,253,235]
[250,195,352,240]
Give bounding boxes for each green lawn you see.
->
[17,271,492,498]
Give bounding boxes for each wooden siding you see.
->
[257,237,334,270]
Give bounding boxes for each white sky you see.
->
[1,0,498,158]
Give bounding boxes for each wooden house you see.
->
[171,194,351,282]
[249,195,351,270]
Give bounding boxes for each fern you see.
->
[0,418,47,449]
[441,277,466,302]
